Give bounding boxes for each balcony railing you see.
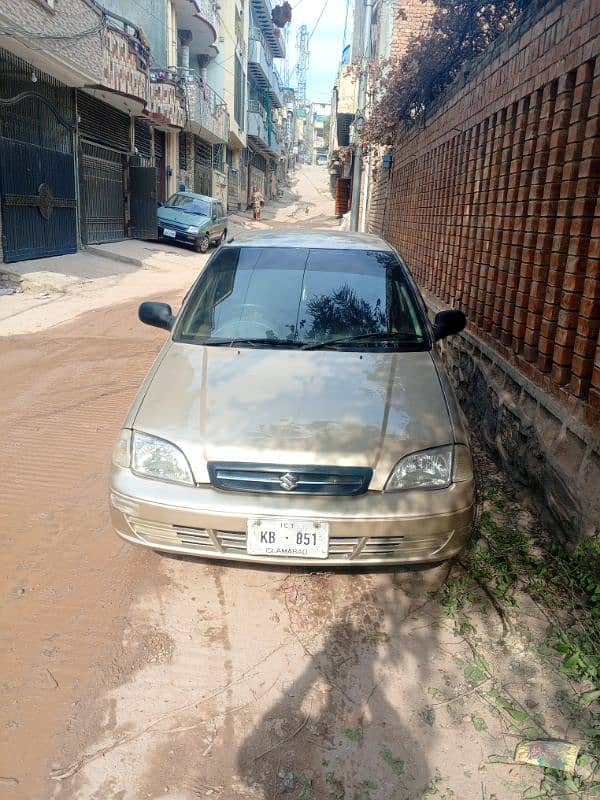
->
[248,100,282,156]
[149,70,187,128]
[100,23,150,105]
[163,68,229,144]
[248,27,283,108]
[194,0,218,31]
[185,73,229,144]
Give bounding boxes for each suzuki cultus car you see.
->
[110,230,473,566]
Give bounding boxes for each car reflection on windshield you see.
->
[175,247,429,351]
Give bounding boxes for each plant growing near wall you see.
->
[364,0,549,144]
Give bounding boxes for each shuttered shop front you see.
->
[77,92,129,244]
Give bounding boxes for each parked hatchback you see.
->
[158,192,227,253]
[110,230,474,566]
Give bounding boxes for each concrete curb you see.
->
[0,267,22,288]
[84,245,144,267]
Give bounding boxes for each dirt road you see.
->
[1,167,592,800]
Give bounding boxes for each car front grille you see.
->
[126,517,446,561]
[208,463,372,496]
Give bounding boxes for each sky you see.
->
[281,0,353,105]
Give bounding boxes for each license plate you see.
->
[163,228,176,238]
[247,518,329,559]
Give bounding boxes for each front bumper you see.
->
[109,467,474,566]
[158,226,198,246]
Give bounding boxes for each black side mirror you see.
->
[433,309,466,341]
[157,201,163,207]
[139,301,174,331]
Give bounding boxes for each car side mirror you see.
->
[157,201,163,207]
[139,301,174,331]
[433,309,466,341]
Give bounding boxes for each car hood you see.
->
[158,206,209,229]
[132,344,453,489]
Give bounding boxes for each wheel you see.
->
[196,235,210,253]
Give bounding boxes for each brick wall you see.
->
[390,0,435,62]
[0,0,103,81]
[369,0,600,539]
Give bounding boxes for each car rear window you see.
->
[174,247,428,349]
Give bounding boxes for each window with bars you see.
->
[179,133,188,171]
[212,143,225,172]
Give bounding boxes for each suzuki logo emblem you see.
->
[279,472,299,491]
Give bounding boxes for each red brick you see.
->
[571,353,594,378]
[555,325,577,347]
[552,344,573,367]
[552,363,571,384]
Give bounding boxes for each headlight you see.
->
[187,225,200,234]
[131,431,195,485]
[385,444,460,491]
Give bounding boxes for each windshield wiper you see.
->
[203,337,303,348]
[301,332,424,350]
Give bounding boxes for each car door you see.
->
[209,201,219,241]
[217,202,226,238]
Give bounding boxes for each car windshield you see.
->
[164,194,210,217]
[174,247,428,350]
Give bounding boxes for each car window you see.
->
[175,247,428,349]
[164,194,210,217]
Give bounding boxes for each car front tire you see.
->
[196,235,210,253]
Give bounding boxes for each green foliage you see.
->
[440,492,600,693]
[471,713,487,732]
[437,466,600,800]
[380,747,405,775]
[365,0,550,144]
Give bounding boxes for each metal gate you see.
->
[194,137,213,196]
[77,91,129,244]
[154,130,167,203]
[79,141,125,244]
[227,165,240,211]
[129,165,157,240]
[0,92,77,262]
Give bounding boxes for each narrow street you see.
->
[0,167,596,800]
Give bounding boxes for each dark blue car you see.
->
[158,192,228,253]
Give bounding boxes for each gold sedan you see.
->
[109,230,473,566]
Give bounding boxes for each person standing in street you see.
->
[251,186,264,221]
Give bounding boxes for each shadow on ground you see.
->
[233,566,448,798]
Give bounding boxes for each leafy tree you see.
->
[305,285,386,339]
[364,0,545,144]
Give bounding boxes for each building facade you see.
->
[245,0,286,202]
[0,0,293,261]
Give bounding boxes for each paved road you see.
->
[0,167,574,800]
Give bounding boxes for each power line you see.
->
[308,0,330,41]
[0,22,103,39]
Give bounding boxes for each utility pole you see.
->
[349,0,373,232]
[296,24,309,106]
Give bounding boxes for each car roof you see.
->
[225,228,394,251]
[173,191,214,202]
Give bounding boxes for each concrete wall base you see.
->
[438,323,599,544]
